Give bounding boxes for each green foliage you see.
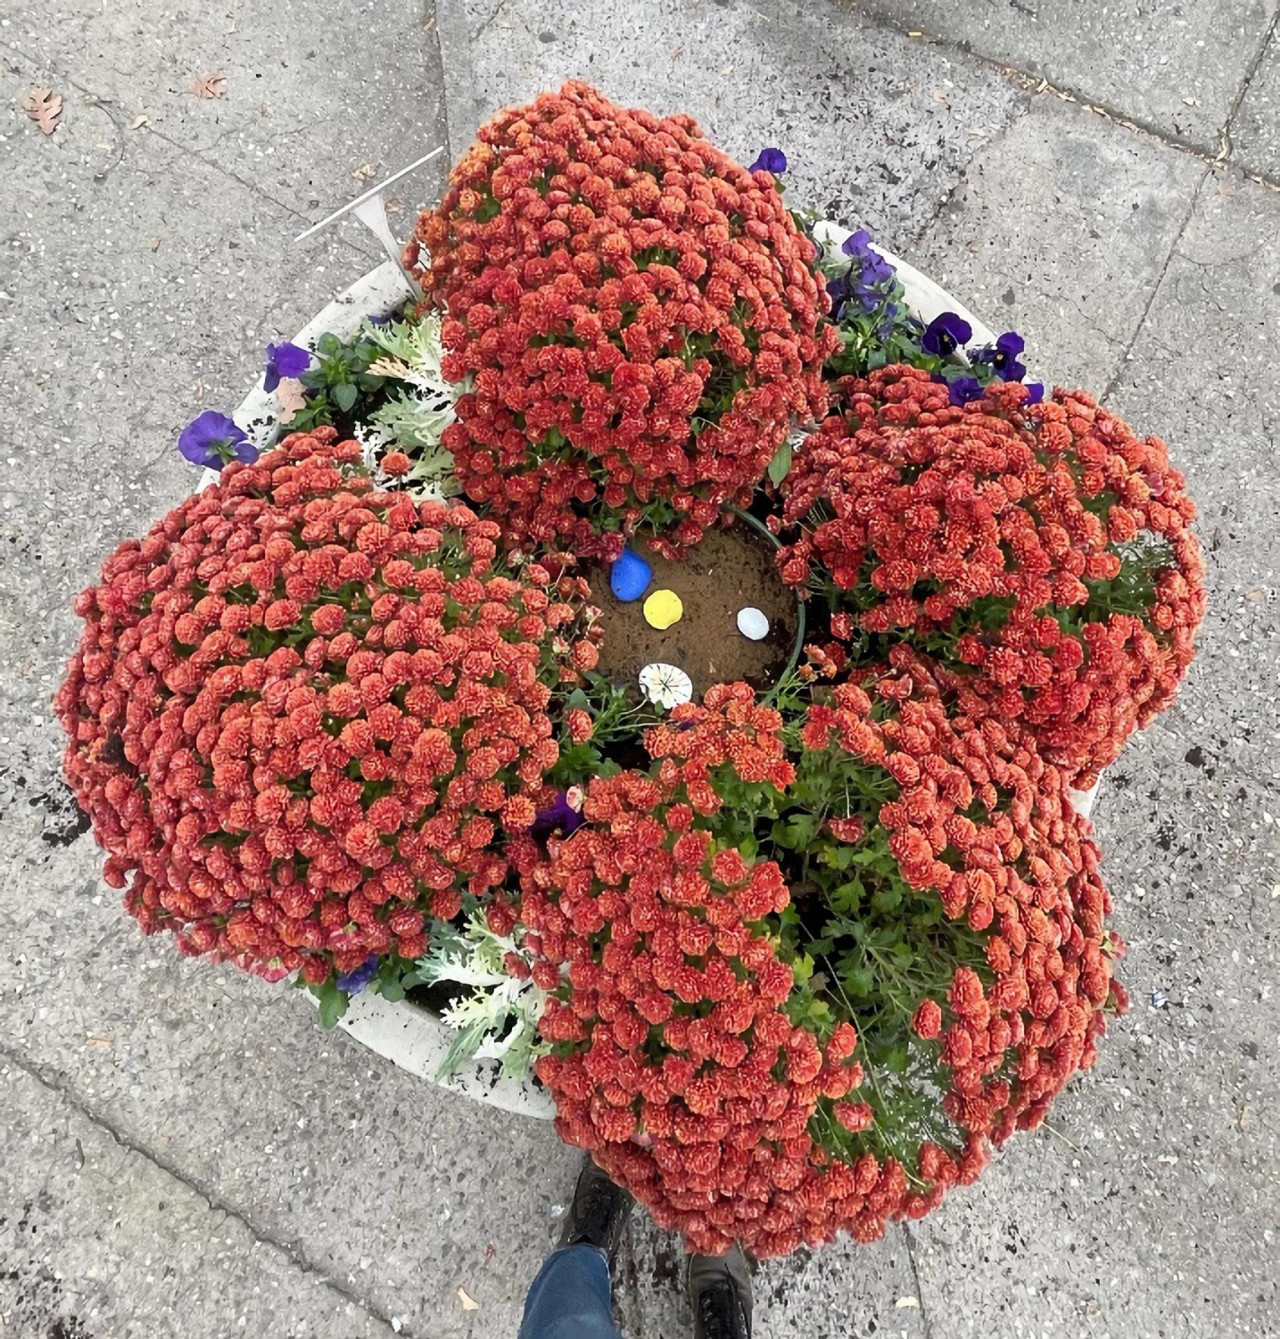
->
[310,975,350,1029]
[285,312,465,500]
[549,676,660,792]
[293,329,391,432]
[367,391,457,478]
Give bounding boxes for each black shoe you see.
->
[558,1157,633,1265]
[689,1243,753,1339]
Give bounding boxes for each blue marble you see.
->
[609,547,652,602]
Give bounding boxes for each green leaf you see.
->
[767,438,793,487]
[315,979,350,1029]
[820,843,856,871]
[841,965,876,997]
[774,813,818,850]
[792,952,815,987]
[871,883,904,914]
[332,381,359,413]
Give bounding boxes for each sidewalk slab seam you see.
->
[0,1043,406,1338]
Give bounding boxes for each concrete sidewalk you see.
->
[2,1,1277,1336]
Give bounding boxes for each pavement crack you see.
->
[1101,167,1210,403]
[136,124,313,224]
[471,0,512,42]
[844,10,1280,188]
[900,1223,933,1338]
[0,1043,408,1339]
[2,31,378,257]
[1220,4,1280,164]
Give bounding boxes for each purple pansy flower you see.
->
[841,228,874,258]
[336,955,380,995]
[749,147,787,175]
[921,312,973,358]
[825,272,852,316]
[533,791,585,837]
[945,376,985,407]
[861,248,893,284]
[177,410,259,470]
[832,228,898,321]
[973,331,1027,383]
[263,341,311,393]
[840,231,893,285]
[1025,382,1045,405]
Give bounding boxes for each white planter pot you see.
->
[211,236,1093,1118]
[812,220,997,349]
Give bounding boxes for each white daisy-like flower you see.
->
[638,662,693,710]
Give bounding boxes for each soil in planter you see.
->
[588,522,798,699]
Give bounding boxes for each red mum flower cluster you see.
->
[645,681,797,809]
[776,366,1206,785]
[519,751,899,1258]
[512,668,1121,1256]
[56,431,595,985]
[407,81,838,557]
[804,649,1125,1144]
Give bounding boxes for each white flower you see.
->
[638,662,693,710]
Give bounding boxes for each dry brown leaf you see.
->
[23,86,63,135]
[367,356,410,381]
[275,378,308,424]
[456,1288,479,1312]
[188,71,226,100]
[151,234,164,253]
[352,161,378,182]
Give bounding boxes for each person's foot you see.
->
[688,1243,753,1339]
[558,1157,633,1265]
